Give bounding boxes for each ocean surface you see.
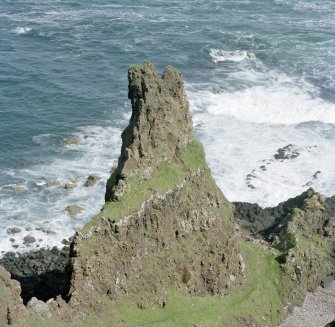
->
[1,0,335,254]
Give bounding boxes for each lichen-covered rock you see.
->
[67,62,242,317]
[0,265,27,326]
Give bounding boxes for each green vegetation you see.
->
[104,242,285,327]
[129,61,156,75]
[83,139,205,231]
[181,138,205,171]
[273,200,334,304]
[22,243,286,327]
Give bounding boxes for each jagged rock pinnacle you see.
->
[106,62,193,201]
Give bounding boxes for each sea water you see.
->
[1,0,335,253]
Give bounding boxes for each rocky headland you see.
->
[0,62,334,327]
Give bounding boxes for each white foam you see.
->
[13,27,31,35]
[190,78,335,125]
[188,69,335,207]
[0,124,123,255]
[209,49,249,63]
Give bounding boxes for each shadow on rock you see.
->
[0,247,71,304]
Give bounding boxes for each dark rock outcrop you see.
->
[235,188,335,305]
[0,247,71,305]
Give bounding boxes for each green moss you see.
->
[181,138,205,171]
[83,139,205,231]
[129,61,156,75]
[103,242,285,327]
[27,313,65,327]
[273,206,334,304]
[102,160,184,221]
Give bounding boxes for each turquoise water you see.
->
[1,0,335,253]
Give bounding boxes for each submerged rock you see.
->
[85,175,101,187]
[63,137,79,146]
[64,182,77,190]
[15,186,26,193]
[23,235,36,244]
[7,227,22,234]
[47,181,61,187]
[65,205,84,216]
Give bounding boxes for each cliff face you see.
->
[67,62,242,314]
[0,265,27,326]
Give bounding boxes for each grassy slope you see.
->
[25,243,285,327]
[112,242,284,327]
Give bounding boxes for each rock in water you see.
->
[67,62,242,314]
[85,175,101,187]
[47,181,61,187]
[63,137,79,146]
[65,205,84,216]
[64,182,77,190]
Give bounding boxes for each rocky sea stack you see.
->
[0,63,334,327]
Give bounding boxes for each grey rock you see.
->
[64,182,77,190]
[274,144,300,160]
[63,137,79,146]
[23,236,36,244]
[85,175,101,187]
[7,227,21,234]
[65,205,84,216]
[15,186,26,193]
[27,297,51,319]
[46,181,61,187]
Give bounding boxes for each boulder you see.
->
[63,137,79,146]
[85,175,101,187]
[15,186,26,193]
[27,297,51,319]
[23,235,36,244]
[65,205,84,216]
[7,227,22,234]
[64,182,77,190]
[274,144,300,160]
[47,181,61,187]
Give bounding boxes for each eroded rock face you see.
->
[106,62,193,201]
[235,188,335,305]
[0,265,27,326]
[67,62,242,315]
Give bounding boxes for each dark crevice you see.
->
[0,247,71,305]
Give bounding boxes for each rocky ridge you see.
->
[66,62,242,317]
[0,63,334,327]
